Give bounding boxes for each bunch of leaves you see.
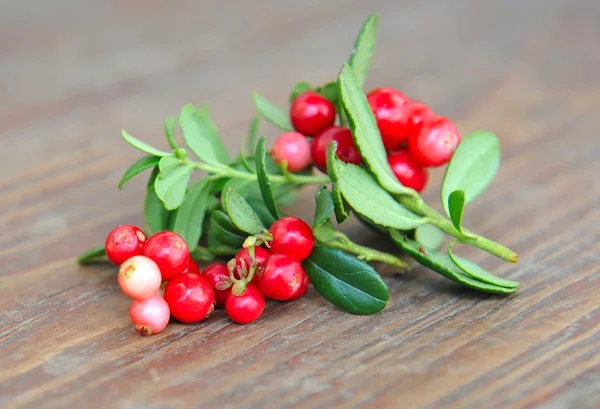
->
[79,13,519,316]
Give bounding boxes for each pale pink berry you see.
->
[271,132,311,172]
[118,255,162,299]
[129,295,170,336]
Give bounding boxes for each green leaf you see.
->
[190,246,215,261]
[154,157,192,210]
[179,104,230,165]
[414,224,446,251]
[77,245,107,265]
[448,190,466,233]
[337,64,413,195]
[441,130,501,216]
[247,199,278,228]
[246,115,261,155]
[389,231,517,294]
[330,150,426,230]
[448,244,519,289]
[164,116,178,150]
[121,130,170,157]
[316,82,340,108]
[251,92,294,131]
[255,137,280,220]
[348,13,379,87]
[302,245,389,315]
[208,210,247,250]
[222,187,265,235]
[144,167,171,234]
[118,155,161,190]
[326,143,350,224]
[289,81,312,103]
[171,179,213,252]
[313,186,335,228]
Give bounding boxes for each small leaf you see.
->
[330,150,426,230]
[179,104,230,165]
[122,130,170,157]
[414,224,445,251]
[118,155,160,190]
[326,143,350,224]
[77,245,107,265]
[154,158,192,210]
[191,246,215,262]
[144,167,171,234]
[222,188,265,235]
[316,82,340,108]
[246,116,261,154]
[313,186,335,228]
[164,116,178,150]
[389,231,517,294]
[337,64,413,195]
[448,244,519,289]
[348,13,380,87]
[208,210,247,250]
[252,92,294,131]
[302,245,389,315]
[441,130,501,216]
[448,190,466,233]
[256,137,280,219]
[247,199,278,228]
[172,179,213,252]
[289,81,312,103]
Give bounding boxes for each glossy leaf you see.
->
[389,231,517,294]
[289,81,312,103]
[171,179,213,252]
[208,210,247,250]
[348,13,379,87]
[255,137,280,219]
[179,104,230,165]
[326,142,350,224]
[222,187,265,235]
[337,64,413,195]
[448,190,466,233]
[144,167,171,234]
[164,116,178,150]
[302,245,389,314]
[414,224,445,251]
[118,155,160,190]
[154,157,192,210]
[441,130,501,215]
[77,245,107,265]
[448,244,519,289]
[251,92,293,131]
[121,130,170,157]
[313,186,335,228]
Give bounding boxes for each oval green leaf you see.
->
[222,187,265,235]
[164,116,178,150]
[347,12,379,87]
[144,167,171,234]
[313,186,335,228]
[289,81,312,103]
[255,137,280,219]
[171,179,213,252]
[118,155,161,190]
[154,159,192,210]
[302,245,389,315]
[448,189,466,233]
[441,130,501,216]
[251,92,293,131]
[121,130,170,157]
[414,224,446,251]
[208,210,247,250]
[448,244,519,289]
[179,104,230,166]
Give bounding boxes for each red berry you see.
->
[164,274,215,323]
[182,260,201,277]
[118,255,162,300]
[311,126,362,173]
[105,224,146,265]
[387,150,429,193]
[268,217,314,261]
[271,132,311,172]
[225,284,265,325]
[130,295,170,336]
[234,247,270,286]
[367,88,412,150]
[202,264,232,307]
[407,100,435,135]
[408,116,461,167]
[142,231,190,281]
[287,272,310,301]
[259,254,307,300]
[290,91,336,136]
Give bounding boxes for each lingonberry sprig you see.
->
[77,12,521,335]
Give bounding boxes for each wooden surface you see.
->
[2,1,600,408]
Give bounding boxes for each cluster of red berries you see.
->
[104,216,315,335]
[271,88,461,193]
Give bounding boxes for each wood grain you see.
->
[2,0,600,408]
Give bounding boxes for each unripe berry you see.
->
[118,255,162,300]
[271,132,311,172]
[130,295,170,336]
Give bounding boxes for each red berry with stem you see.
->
[387,150,429,193]
[259,254,307,300]
[407,100,435,135]
[182,259,201,277]
[408,116,461,167]
[367,88,412,150]
[290,91,336,136]
[164,274,215,323]
[142,231,190,281]
[105,224,146,265]
[118,255,162,300]
[129,295,170,336]
[268,216,314,261]
[287,271,310,301]
[202,264,232,307]
[234,246,270,285]
[225,284,265,325]
[311,126,362,173]
[271,132,311,172]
